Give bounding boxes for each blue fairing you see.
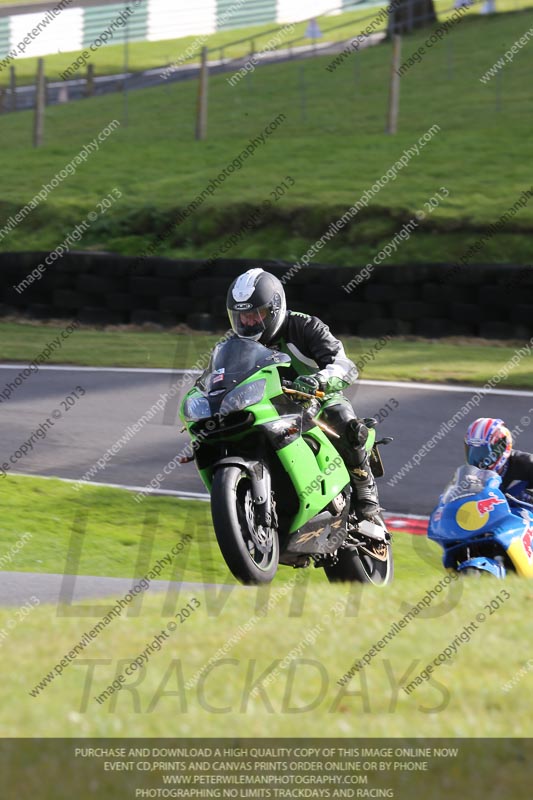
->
[456,557,506,579]
[428,465,532,573]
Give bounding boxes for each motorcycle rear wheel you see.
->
[324,517,393,585]
[211,466,279,585]
[324,545,393,584]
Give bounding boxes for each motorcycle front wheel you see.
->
[211,465,279,585]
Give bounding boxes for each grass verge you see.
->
[0,474,436,581]
[0,490,532,740]
[0,476,531,739]
[1,321,532,388]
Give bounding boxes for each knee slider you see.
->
[347,419,369,447]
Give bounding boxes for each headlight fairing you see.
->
[183,394,211,422]
[219,379,266,416]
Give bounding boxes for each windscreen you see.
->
[198,337,290,392]
[441,464,501,505]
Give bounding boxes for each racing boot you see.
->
[344,419,381,523]
[348,453,381,523]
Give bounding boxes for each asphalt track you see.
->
[2,364,533,516]
[0,570,229,608]
[2,364,533,606]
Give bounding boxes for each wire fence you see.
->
[1,0,533,142]
[196,0,533,139]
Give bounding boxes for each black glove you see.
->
[293,374,323,395]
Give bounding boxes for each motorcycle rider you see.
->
[226,267,381,522]
[464,417,533,501]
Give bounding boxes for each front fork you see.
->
[213,456,274,528]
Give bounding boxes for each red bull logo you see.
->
[476,493,505,515]
[456,493,505,532]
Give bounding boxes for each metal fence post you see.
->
[33,58,46,148]
[86,63,95,97]
[195,46,209,140]
[123,1,129,127]
[386,34,402,135]
[58,83,69,103]
[10,65,16,111]
[299,63,307,123]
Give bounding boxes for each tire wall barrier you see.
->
[0,252,532,339]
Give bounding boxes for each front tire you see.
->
[211,465,279,585]
[458,568,484,578]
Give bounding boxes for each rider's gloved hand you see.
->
[293,374,324,395]
[321,376,347,394]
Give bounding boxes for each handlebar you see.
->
[505,493,533,511]
[281,382,338,438]
[282,380,325,400]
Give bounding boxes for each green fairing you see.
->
[180,344,356,533]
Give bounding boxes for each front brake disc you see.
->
[244,491,273,554]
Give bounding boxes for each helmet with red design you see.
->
[464,417,512,474]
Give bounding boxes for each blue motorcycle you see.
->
[428,465,533,578]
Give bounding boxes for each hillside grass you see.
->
[1,11,533,265]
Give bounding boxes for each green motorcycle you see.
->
[179,336,393,585]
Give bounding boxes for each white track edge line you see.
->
[10,471,428,520]
[10,471,211,501]
[1,364,532,397]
